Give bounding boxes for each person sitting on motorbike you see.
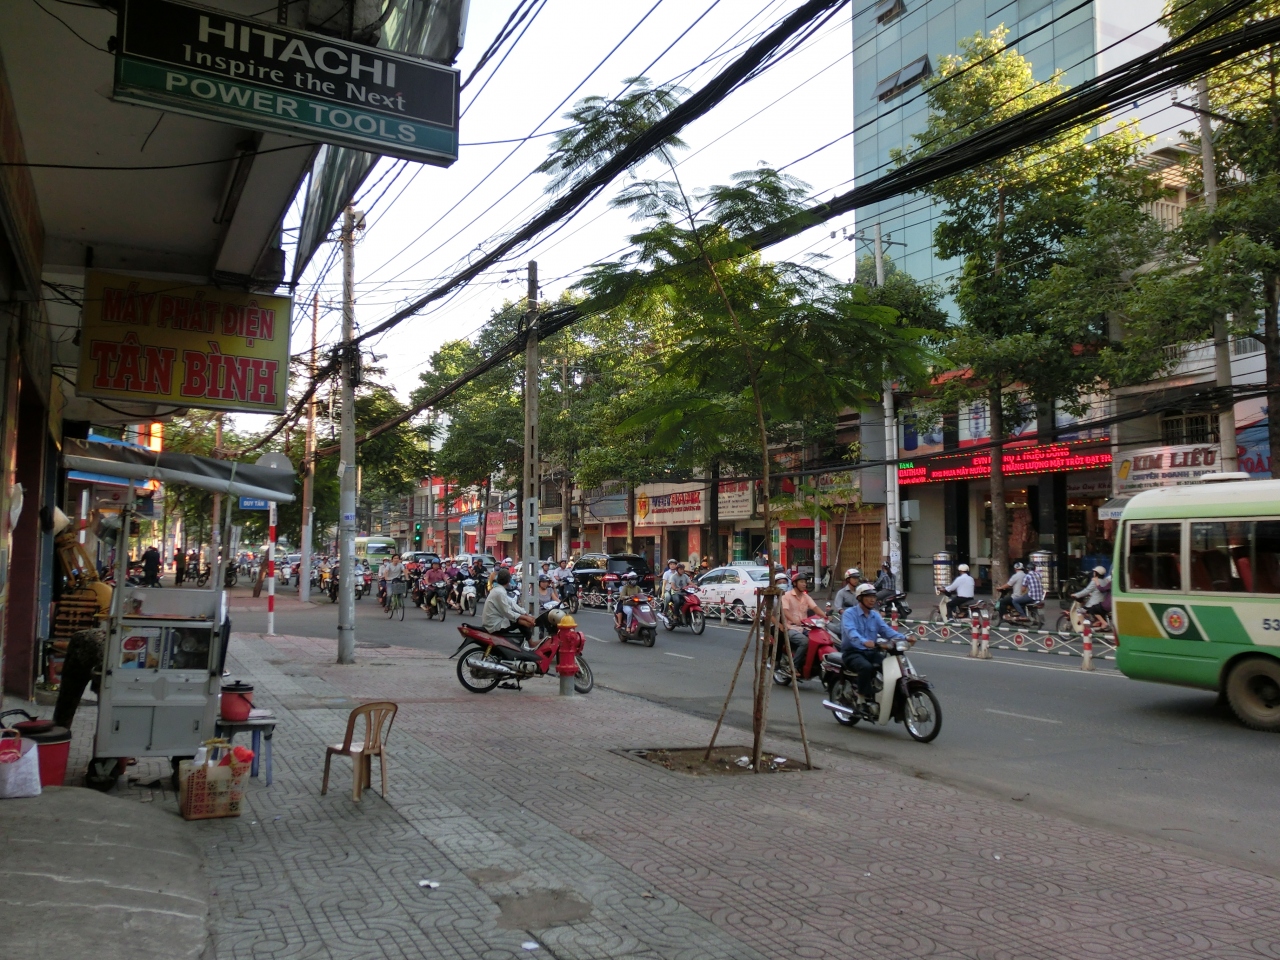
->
[842,582,910,705]
[829,568,863,640]
[944,563,976,619]
[665,564,692,618]
[1073,565,1112,630]
[999,562,1029,619]
[318,556,332,585]
[536,574,557,606]
[552,558,572,586]
[470,558,488,597]
[483,567,535,643]
[661,559,680,595]
[874,561,895,602]
[781,573,823,671]
[615,572,643,632]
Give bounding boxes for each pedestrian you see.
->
[141,543,160,586]
[174,549,186,585]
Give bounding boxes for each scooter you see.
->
[929,588,984,624]
[994,586,1044,627]
[459,577,478,616]
[426,582,450,621]
[328,572,340,603]
[820,639,942,742]
[558,575,580,613]
[452,619,593,694]
[615,593,658,647]
[879,592,912,619]
[772,615,837,685]
[659,586,706,635]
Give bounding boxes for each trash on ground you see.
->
[418,880,440,889]
[735,756,751,767]
[521,942,540,951]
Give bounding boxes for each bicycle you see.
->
[386,578,406,621]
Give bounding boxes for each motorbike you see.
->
[452,620,593,694]
[459,577,478,616]
[994,586,1044,627]
[659,586,706,635]
[558,575,580,613]
[426,581,450,621]
[614,592,658,647]
[771,615,837,685]
[879,592,912,620]
[929,588,985,624]
[1056,597,1113,637]
[328,572,340,603]
[820,638,942,742]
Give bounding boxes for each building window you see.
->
[875,0,906,24]
[1160,411,1216,446]
[875,56,932,102]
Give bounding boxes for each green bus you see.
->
[1115,477,1280,731]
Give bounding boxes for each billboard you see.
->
[112,0,459,166]
[635,483,705,526]
[899,441,1112,485]
[1113,443,1221,495]
[76,271,291,414]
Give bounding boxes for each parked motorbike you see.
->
[772,615,837,685]
[452,618,593,694]
[659,586,706,635]
[615,593,658,647]
[879,592,912,620]
[820,638,942,742]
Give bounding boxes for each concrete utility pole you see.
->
[875,224,902,588]
[1199,76,1238,472]
[522,261,539,616]
[211,414,223,574]
[299,291,318,603]
[337,205,360,665]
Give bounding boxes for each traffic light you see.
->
[414,522,422,546]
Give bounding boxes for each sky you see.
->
[233,0,862,433]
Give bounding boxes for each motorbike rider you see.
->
[536,574,557,606]
[483,567,535,643]
[998,562,1028,619]
[614,571,643,633]
[470,558,488,598]
[873,561,895,602]
[944,563,976,619]
[842,582,910,705]
[1020,559,1046,618]
[665,563,692,619]
[829,568,864,640]
[780,573,823,671]
[552,558,572,586]
[661,559,680,595]
[1073,565,1112,630]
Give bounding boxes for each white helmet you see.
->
[845,567,862,580]
[1013,562,1023,570]
[855,583,877,598]
[773,572,790,584]
[1094,565,1107,576]
[958,563,970,573]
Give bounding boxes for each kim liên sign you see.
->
[112,0,459,165]
[898,442,1112,485]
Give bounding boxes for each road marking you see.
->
[663,652,694,660]
[985,708,1061,724]
[583,634,612,644]
[911,648,1125,677]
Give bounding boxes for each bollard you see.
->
[1081,618,1095,671]
[890,606,900,632]
[979,609,992,659]
[720,599,727,624]
[969,609,980,658]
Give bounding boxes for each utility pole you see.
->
[211,414,223,576]
[299,291,318,603]
[337,205,359,665]
[1199,76,1238,472]
[875,224,902,589]
[560,352,571,562]
[522,261,540,616]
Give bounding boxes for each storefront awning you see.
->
[1098,497,1131,521]
[62,438,296,504]
[495,531,516,542]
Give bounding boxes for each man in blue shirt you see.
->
[841,583,909,702]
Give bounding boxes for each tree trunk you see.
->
[560,470,572,561]
[708,460,720,568]
[625,483,635,554]
[1266,275,1280,479]
[829,502,851,601]
[988,384,1008,592]
[478,475,490,555]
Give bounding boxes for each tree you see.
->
[904,29,1149,586]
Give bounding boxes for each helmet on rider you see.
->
[958,563,970,573]
[431,559,441,566]
[1013,562,1024,570]
[546,607,566,627]
[855,582,877,599]
[624,571,638,581]
[844,567,862,582]
[538,574,552,584]
[1093,565,1107,576]
[773,572,790,584]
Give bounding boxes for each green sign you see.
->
[112,0,459,166]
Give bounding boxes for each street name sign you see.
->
[239,497,270,510]
[112,0,459,165]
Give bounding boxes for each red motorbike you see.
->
[772,615,838,686]
[452,619,593,694]
[660,586,706,635]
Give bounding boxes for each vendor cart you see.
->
[60,439,295,790]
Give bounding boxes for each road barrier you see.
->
[902,614,1116,668]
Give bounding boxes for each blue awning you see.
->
[67,470,153,491]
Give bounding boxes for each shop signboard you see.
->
[112,0,459,166]
[1113,443,1221,495]
[716,480,754,520]
[76,271,291,414]
[898,442,1112,485]
[634,483,705,526]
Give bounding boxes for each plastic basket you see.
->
[389,580,408,596]
[179,740,250,820]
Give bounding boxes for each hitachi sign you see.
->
[192,15,399,89]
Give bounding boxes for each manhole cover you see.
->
[620,746,812,775]
[491,889,591,929]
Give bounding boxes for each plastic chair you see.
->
[322,701,398,802]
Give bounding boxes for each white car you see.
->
[696,565,774,617]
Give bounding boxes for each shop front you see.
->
[634,483,705,567]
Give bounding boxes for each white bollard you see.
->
[969,609,980,658]
[979,608,991,659]
[1081,618,1095,671]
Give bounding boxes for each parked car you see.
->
[572,553,655,598]
[696,565,773,617]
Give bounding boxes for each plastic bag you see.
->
[0,737,41,798]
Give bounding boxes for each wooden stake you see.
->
[704,611,760,761]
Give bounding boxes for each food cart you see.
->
[60,438,295,789]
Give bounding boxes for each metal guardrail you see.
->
[890,608,1111,670]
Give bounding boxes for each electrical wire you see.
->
[3,143,313,171]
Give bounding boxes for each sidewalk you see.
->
[184,630,1280,960]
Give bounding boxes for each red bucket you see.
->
[220,682,254,722]
[24,726,72,786]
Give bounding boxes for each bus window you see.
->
[1189,521,1248,592]
[1254,521,1280,593]
[1126,522,1182,591]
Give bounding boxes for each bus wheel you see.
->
[1225,656,1280,732]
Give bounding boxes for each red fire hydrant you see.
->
[554,616,585,678]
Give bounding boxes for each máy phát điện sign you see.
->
[76,271,291,414]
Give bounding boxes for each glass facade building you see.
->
[852,0,1166,288]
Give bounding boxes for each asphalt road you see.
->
[238,586,1280,875]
